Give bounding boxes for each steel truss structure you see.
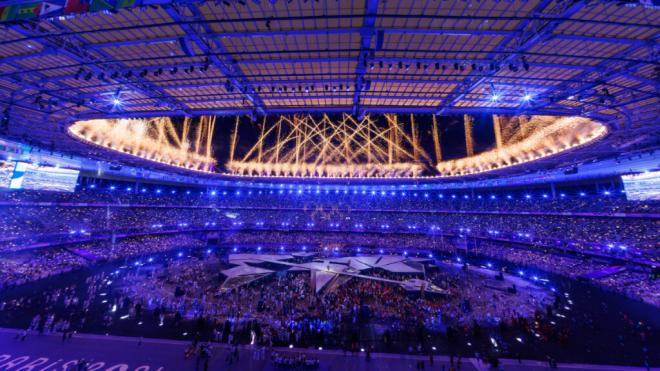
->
[0,0,656,133]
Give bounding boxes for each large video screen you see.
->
[622,171,660,201]
[9,162,79,192]
[0,160,15,188]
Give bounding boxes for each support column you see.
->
[464,114,475,156]
[229,116,240,163]
[492,114,504,149]
[393,115,401,161]
[257,117,266,162]
[274,121,282,163]
[410,114,420,162]
[432,115,442,163]
[388,118,394,165]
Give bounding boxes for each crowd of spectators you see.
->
[1,188,657,263]
[1,186,657,214]
[471,243,660,307]
[1,243,656,366]
[0,249,88,287]
[0,234,204,288]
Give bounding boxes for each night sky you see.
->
[176,114,496,173]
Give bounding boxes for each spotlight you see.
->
[491,94,500,101]
[522,94,532,101]
[112,98,121,105]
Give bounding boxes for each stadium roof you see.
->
[0,0,657,130]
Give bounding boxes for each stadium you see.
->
[0,0,658,370]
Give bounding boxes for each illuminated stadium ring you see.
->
[68,114,607,179]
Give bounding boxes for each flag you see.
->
[12,2,42,20]
[65,0,92,14]
[40,2,63,16]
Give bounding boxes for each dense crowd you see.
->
[1,227,658,310]
[471,243,660,307]
[0,185,657,366]
[0,234,204,288]
[118,255,550,339]
[1,186,657,214]
[0,245,656,366]
[1,193,657,263]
